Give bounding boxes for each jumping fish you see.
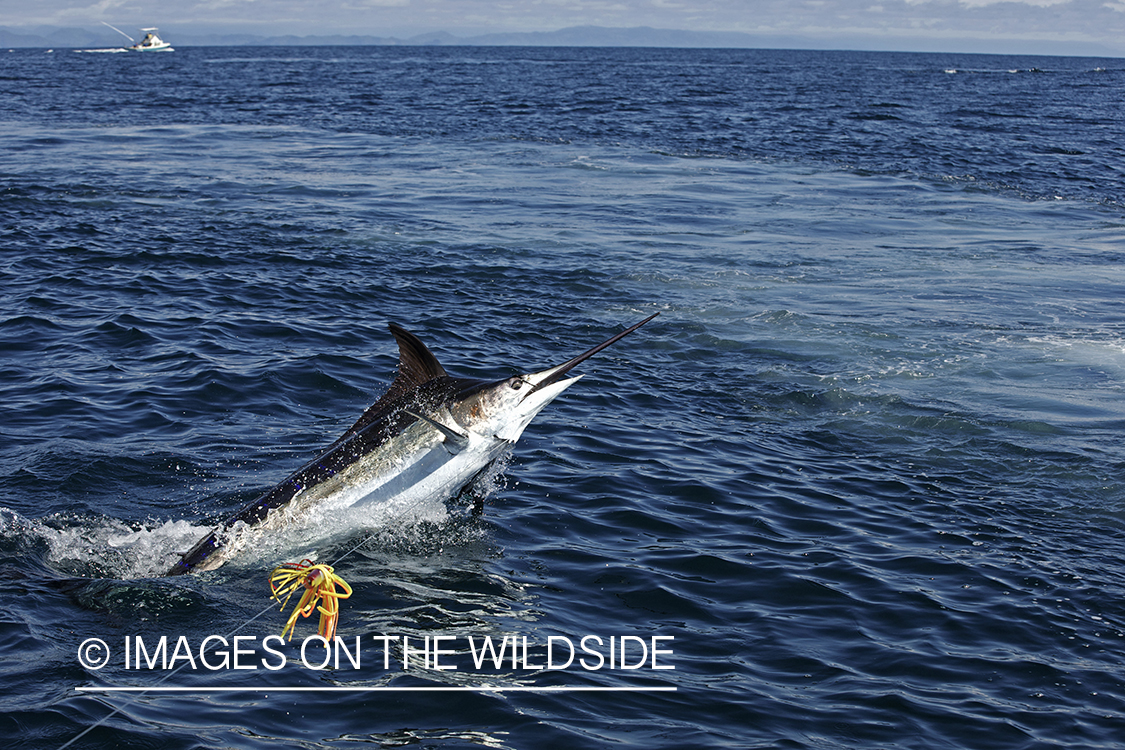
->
[166,313,658,575]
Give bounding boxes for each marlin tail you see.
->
[166,313,659,575]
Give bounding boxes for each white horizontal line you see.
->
[76,685,676,693]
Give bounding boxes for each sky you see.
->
[4,0,1125,54]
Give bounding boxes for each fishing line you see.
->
[57,592,277,750]
[57,480,466,750]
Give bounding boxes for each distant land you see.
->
[2,24,1122,58]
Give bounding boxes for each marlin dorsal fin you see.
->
[388,323,448,387]
[330,324,450,446]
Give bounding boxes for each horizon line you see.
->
[2,24,1122,59]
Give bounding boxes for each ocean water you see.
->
[2,45,1125,749]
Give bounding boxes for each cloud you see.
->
[956,0,1072,6]
[343,0,411,6]
[903,0,1071,5]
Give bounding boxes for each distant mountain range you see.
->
[2,24,1121,58]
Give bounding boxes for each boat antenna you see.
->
[101,21,134,43]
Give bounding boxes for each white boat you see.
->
[100,22,174,52]
[128,28,173,52]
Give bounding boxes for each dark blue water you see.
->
[3,46,1125,749]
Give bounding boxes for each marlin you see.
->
[165,313,658,575]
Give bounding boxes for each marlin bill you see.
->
[166,313,659,575]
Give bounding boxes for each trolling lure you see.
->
[269,560,353,641]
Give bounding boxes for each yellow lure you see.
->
[269,559,353,641]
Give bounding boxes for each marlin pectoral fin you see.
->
[404,409,471,453]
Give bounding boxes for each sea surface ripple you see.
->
[2,45,1124,749]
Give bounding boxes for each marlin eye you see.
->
[509,378,523,390]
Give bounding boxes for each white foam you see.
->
[2,507,211,579]
[1027,334,1125,374]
